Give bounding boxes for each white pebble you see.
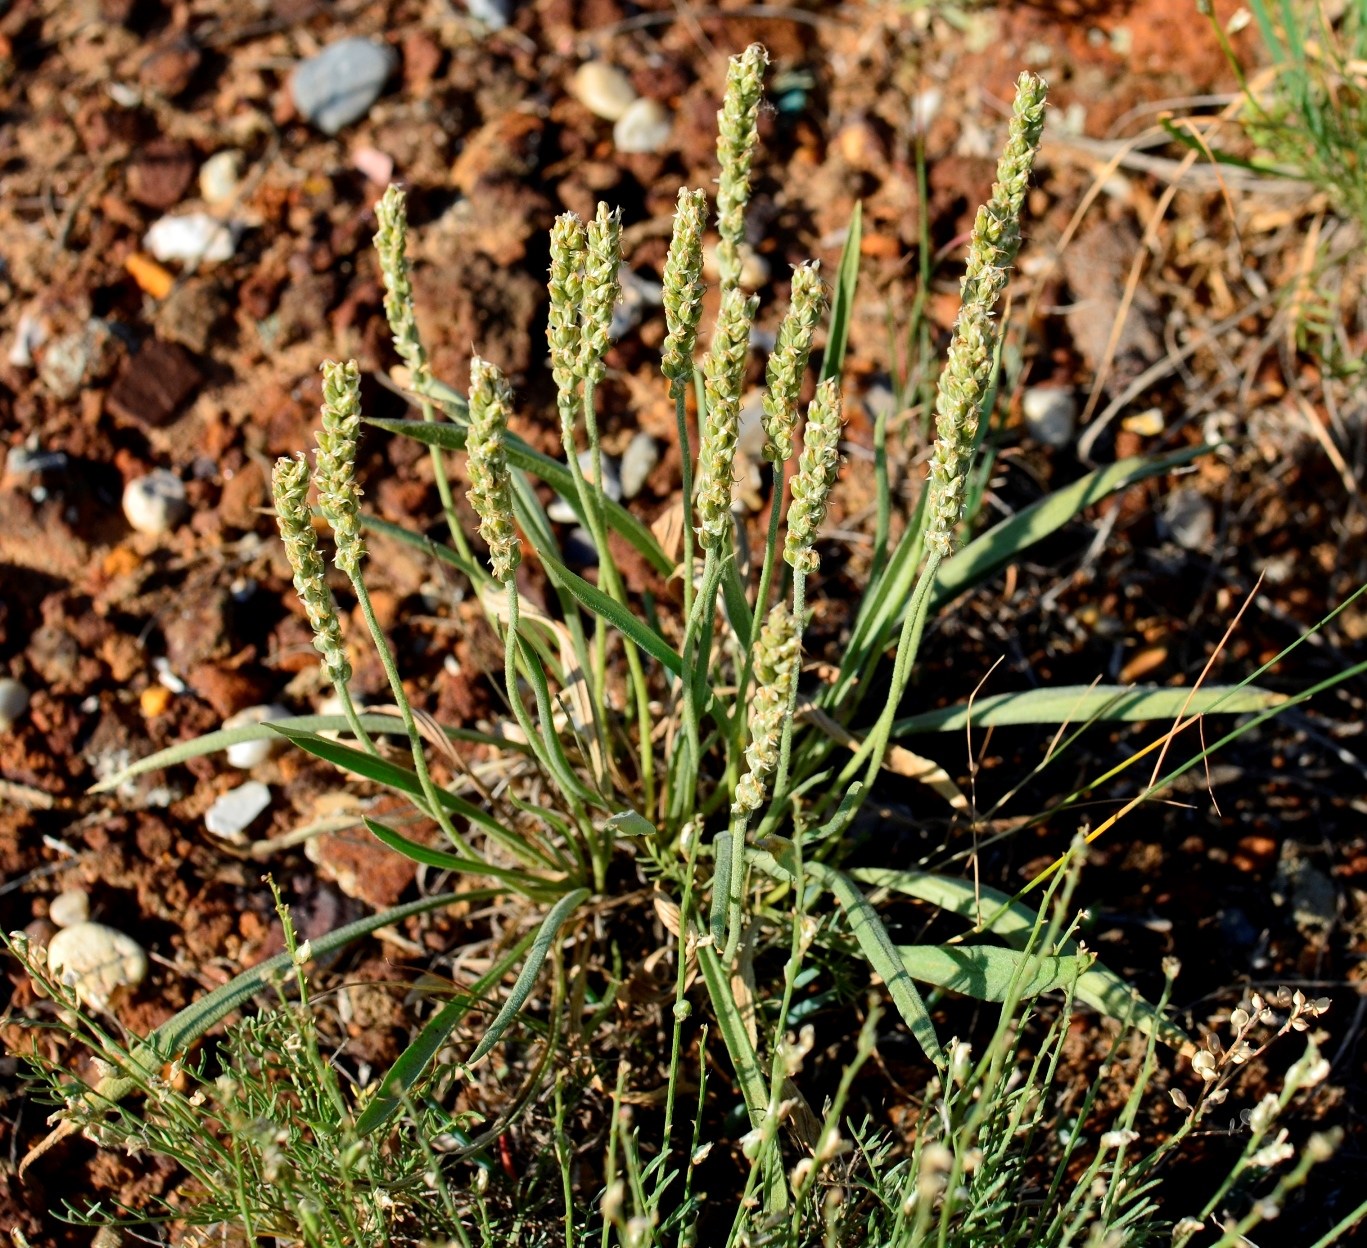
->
[8,311,47,369]
[291,38,397,135]
[0,678,29,733]
[613,98,671,153]
[49,889,90,929]
[144,211,238,265]
[205,780,272,843]
[198,150,242,206]
[123,470,188,535]
[619,433,660,500]
[222,704,292,769]
[547,452,622,522]
[571,62,637,122]
[46,922,148,1007]
[1022,386,1077,449]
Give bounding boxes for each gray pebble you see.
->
[1161,485,1214,552]
[205,780,272,843]
[291,38,397,135]
[123,470,188,535]
[0,678,29,733]
[1021,386,1077,449]
[464,0,511,28]
[619,432,660,500]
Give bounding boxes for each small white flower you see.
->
[1192,1050,1218,1081]
[1250,1129,1294,1170]
[1100,1129,1139,1150]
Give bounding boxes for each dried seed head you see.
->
[715,44,768,292]
[696,287,757,550]
[762,261,826,463]
[784,378,843,574]
[577,202,623,385]
[548,213,587,427]
[733,602,799,814]
[661,188,708,398]
[272,454,351,687]
[374,184,428,385]
[924,72,1046,558]
[314,359,366,577]
[466,357,521,583]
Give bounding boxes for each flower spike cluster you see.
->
[715,44,768,292]
[762,262,827,464]
[661,188,708,399]
[271,454,351,687]
[577,203,623,385]
[373,184,429,387]
[465,357,522,584]
[547,213,587,429]
[924,72,1047,558]
[733,603,800,814]
[314,359,366,578]
[784,378,844,574]
[696,287,758,550]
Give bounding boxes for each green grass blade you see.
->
[356,930,537,1135]
[720,560,754,653]
[465,887,590,1067]
[896,944,1090,1001]
[820,200,863,383]
[85,713,453,795]
[368,416,671,576]
[853,868,1193,1053]
[363,818,562,897]
[802,862,943,1066]
[932,445,1210,608]
[892,683,1286,735]
[538,542,684,675]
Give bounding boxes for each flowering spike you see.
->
[373,184,429,386]
[696,287,757,550]
[466,357,521,583]
[715,44,768,292]
[661,188,708,399]
[762,262,826,464]
[548,213,587,429]
[314,359,366,577]
[577,202,623,385]
[733,602,800,814]
[783,378,843,574]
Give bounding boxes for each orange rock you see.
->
[140,684,172,717]
[125,252,175,299]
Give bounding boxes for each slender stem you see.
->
[330,679,377,756]
[674,384,696,625]
[720,807,749,966]
[675,553,723,823]
[770,570,808,806]
[348,573,475,858]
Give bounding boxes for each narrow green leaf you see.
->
[363,818,562,898]
[466,887,590,1066]
[852,868,1193,1053]
[368,416,671,576]
[892,683,1286,736]
[720,560,754,653]
[538,542,684,675]
[897,944,1091,1001]
[821,200,862,383]
[86,713,436,795]
[933,445,1210,607]
[711,831,733,948]
[803,862,943,1066]
[356,931,536,1135]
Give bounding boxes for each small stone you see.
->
[620,432,659,500]
[351,145,394,186]
[38,330,94,400]
[144,211,238,265]
[614,98,671,153]
[547,452,622,522]
[139,33,201,97]
[703,242,769,290]
[107,340,203,427]
[49,889,90,928]
[463,0,511,29]
[571,62,637,122]
[291,38,397,136]
[198,150,242,206]
[1022,386,1077,449]
[0,678,30,733]
[46,922,148,1007]
[205,780,272,843]
[222,704,291,769]
[9,311,48,369]
[1161,486,1215,552]
[126,138,196,210]
[123,469,188,535]
[1122,408,1165,437]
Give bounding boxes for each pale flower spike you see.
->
[763,261,827,464]
[784,377,844,573]
[271,454,351,688]
[923,72,1046,559]
[374,184,429,386]
[577,202,623,385]
[696,287,758,550]
[732,603,800,814]
[715,43,768,292]
[661,187,708,398]
[466,356,521,584]
[314,359,366,578]
[547,212,587,427]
